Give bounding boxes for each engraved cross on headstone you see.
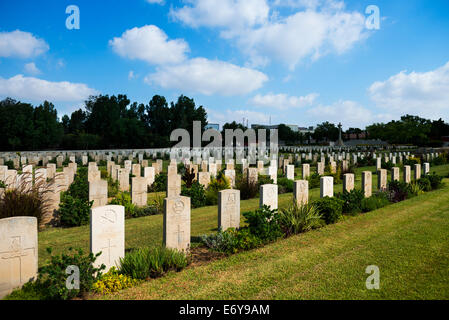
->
[0,236,34,283]
[100,239,117,265]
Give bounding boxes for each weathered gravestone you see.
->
[260,184,278,210]
[378,169,387,191]
[391,167,400,182]
[89,180,108,208]
[286,165,294,180]
[218,189,240,231]
[302,164,310,179]
[197,172,211,189]
[343,173,355,193]
[118,169,130,192]
[414,164,421,180]
[132,177,147,207]
[0,217,38,299]
[167,171,181,197]
[247,168,258,185]
[320,176,333,198]
[163,196,191,252]
[293,180,309,206]
[362,171,372,198]
[403,165,411,184]
[144,167,155,187]
[90,205,125,271]
[132,164,141,177]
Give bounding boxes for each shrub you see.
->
[181,182,207,208]
[313,197,344,224]
[236,176,258,200]
[257,175,274,188]
[150,174,167,192]
[408,181,424,197]
[278,202,322,236]
[0,173,50,226]
[201,228,240,254]
[107,177,119,198]
[277,178,294,194]
[93,267,140,295]
[0,180,6,188]
[242,205,283,243]
[387,180,410,203]
[338,189,364,215]
[110,192,136,218]
[33,247,104,300]
[427,172,444,190]
[205,172,231,205]
[150,193,165,215]
[59,194,93,227]
[119,246,188,280]
[361,192,390,213]
[182,167,196,188]
[133,205,158,218]
[308,173,321,189]
[4,160,14,170]
[417,177,432,192]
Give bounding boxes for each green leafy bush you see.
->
[181,182,207,208]
[108,177,119,198]
[201,228,240,254]
[235,176,258,200]
[417,177,432,192]
[387,180,410,203]
[59,167,92,227]
[313,197,344,224]
[59,194,93,227]
[427,172,444,190]
[278,202,322,236]
[361,192,391,213]
[242,205,283,243]
[150,174,167,192]
[277,177,294,194]
[338,189,364,215]
[110,192,136,218]
[13,247,105,300]
[4,160,14,170]
[182,167,196,188]
[119,246,188,280]
[205,172,231,205]
[308,173,321,189]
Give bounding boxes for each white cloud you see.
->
[250,92,318,109]
[109,25,189,65]
[171,0,369,69]
[24,62,41,75]
[0,75,98,102]
[170,0,269,29]
[128,70,136,80]
[145,58,268,95]
[369,61,449,119]
[0,30,49,58]
[233,7,367,69]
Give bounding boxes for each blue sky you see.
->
[1,0,449,129]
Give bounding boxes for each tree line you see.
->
[1,94,448,151]
[0,95,208,151]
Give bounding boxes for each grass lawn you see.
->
[102,177,449,300]
[37,164,449,266]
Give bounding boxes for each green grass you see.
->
[37,164,449,266]
[102,178,449,300]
